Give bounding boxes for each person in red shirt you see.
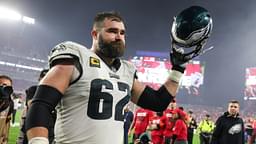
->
[249,128,256,144]
[163,100,177,144]
[148,111,165,144]
[171,109,188,144]
[248,119,256,144]
[130,107,154,142]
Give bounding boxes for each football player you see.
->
[26,6,212,144]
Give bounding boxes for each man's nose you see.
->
[115,33,122,40]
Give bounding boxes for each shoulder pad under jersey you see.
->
[48,41,87,67]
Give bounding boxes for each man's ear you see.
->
[91,30,98,39]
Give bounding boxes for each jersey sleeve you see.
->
[48,41,86,67]
[48,41,87,84]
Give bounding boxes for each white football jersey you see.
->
[49,41,136,144]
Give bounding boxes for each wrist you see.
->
[29,137,49,144]
[169,70,183,83]
[171,65,185,73]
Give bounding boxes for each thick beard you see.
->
[98,35,125,58]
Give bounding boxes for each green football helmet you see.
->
[171,6,213,61]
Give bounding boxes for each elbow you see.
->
[137,86,174,112]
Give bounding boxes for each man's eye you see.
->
[108,29,118,33]
[120,31,125,35]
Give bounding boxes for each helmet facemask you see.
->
[170,6,213,63]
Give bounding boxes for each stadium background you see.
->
[1,0,256,143]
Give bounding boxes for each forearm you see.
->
[137,85,175,111]
[164,72,181,96]
[131,69,182,112]
[25,85,63,144]
[27,127,48,141]
[25,101,52,144]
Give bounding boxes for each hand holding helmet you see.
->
[170,6,213,73]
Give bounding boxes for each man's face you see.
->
[173,112,179,119]
[169,102,176,110]
[0,78,12,87]
[205,116,210,121]
[0,78,12,105]
[97,18,126,58]
[228,103,239,116]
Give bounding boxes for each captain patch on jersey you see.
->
[89,57,100,68]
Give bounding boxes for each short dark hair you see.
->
[179,106,184,111]
[93,11,124,31]
[229,100,239,105]
[171,99,176,103]
[0,75,12,85]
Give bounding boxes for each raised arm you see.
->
[131,6,213,112]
